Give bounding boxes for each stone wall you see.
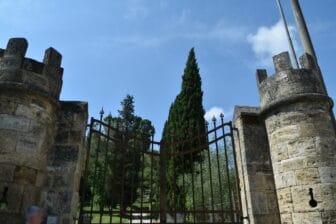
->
[0,38,87,224]
[234,51,336,223]
[258,52,336,223]
[41,102,87,224]
[233,106,280,224]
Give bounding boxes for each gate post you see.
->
[160,143,167,223]
[233,106,280,224]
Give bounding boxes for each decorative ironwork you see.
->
[78,114,242,224]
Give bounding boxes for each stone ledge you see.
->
[260,93,334,117]
[233,106,260,123]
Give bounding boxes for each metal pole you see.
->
[290,0,317,60]
[276,0,299,68]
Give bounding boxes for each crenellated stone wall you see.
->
[0,38,87,224]
[259,52,336,223]
[234,51,336,224]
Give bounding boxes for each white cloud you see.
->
[247,20,300,67]
[204,107,233,122]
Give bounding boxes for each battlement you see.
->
[256,51,328,110]
[0,38,63,100]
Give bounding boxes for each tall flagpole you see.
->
[290,0,317,60]
[290,0,329,95]
[276,0,299,68]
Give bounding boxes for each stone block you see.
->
[4,38,28,57]
[280,213,293,224]
[15,136,40,154]
[43,47,62,67]
[35,171,45,187]
[279,157,305,171]
[45,172,74,189]
[6,183,24,213]
[251,192,269,214]
[0,130,17,153]
[0,97,17,114]
[321,210,336,224]
[21,185,40,214]
[277,188,293,213]
[0,164,15,182]
[316,184,336,209]
[22,58,44,73]
[292,211,322,224]
[41,190,72,214]
[0,114,30,132]
[14,166,37,185]
[294,168,320,185]
[69,131,84,143]
[275,171,296,189]
[55,131,69,143]
[48,145,79,167]
[273,52,292,73]
[270,145,289,162]
[15,102,53,122]
[319,167,336,183]
[28,121,49,139]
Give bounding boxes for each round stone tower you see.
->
[0,38,63,221]
[257,52,336,223]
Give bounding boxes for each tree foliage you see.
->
[161,48,207,211]
[87,95,154,211]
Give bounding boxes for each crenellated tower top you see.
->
[256,51,330,112]
[0,38,63,100]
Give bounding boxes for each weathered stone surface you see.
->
[0,38,88,224]
[233,106,280,224]
[257,51,336,223]
[0,114,30,132]
[292,211,322,224]
[41,100,87,223]
[14,166,37,185]
[0,164,15,182]
[0,130,17,153]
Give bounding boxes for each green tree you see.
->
[90,95,154,212]
[161,48,207,211]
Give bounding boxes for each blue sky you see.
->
[1,0,335,139]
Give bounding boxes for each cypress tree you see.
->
[162,48,207,211]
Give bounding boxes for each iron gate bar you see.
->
[197,124,206,216]
[129,129,137,224]
[190,144,196,224]
[90,113,104,221]
[205,121,216,222]
[228,121,243,220]
[79,118,94,223]
[212,117,225,222]
[99,117,112,223]
[150,132,155,224]
[221,119,235,222]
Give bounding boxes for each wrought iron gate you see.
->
[78,113,242,224]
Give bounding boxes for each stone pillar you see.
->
[257,52,336,223]
[41,101,87,224]
[233,106,280,224]
[0,38,88,224]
